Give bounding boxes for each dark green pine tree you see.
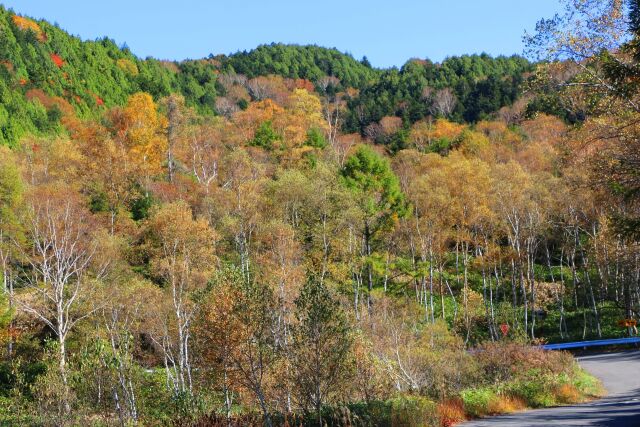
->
[250,120,280,150]
[342,145,406,310]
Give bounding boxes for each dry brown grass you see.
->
[487,395,527,415]
[554,383,582,404]
[438,398,466,427]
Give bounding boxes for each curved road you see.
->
[462,351,640,427]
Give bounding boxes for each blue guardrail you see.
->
[542,337,640,350]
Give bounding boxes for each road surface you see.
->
[461,351,640,426]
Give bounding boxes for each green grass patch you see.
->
[571,367,604,399]
[461,387,498,417]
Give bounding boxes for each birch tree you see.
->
[17,186,103,412]
[147,201,216,397]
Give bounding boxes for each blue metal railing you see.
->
[542,337,640,350]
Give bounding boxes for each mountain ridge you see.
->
[0,6,531,147]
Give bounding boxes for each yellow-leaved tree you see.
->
[121,92,167,179]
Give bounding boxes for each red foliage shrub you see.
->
[288,78,316,92]
[50,53,65,68]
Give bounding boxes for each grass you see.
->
[554,383,582,404]
[437,399,466,427]
[458,368,603,423]
[487,395,527,414]
[390,396,439,427]
[570,367,605,399]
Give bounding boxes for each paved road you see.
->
[461,351,640,427]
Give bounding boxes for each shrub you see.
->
[460,387,497,417]
[462,386,530,417]
[372,316,479,400]
[190,413,263,426]
[506,373,557,408]
[390,396,439,427]
[347,399,393,425]
[437,398,466,427]
[474,342,574,385]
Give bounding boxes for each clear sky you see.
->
[3,0,561,68]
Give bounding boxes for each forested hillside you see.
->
[0,6,221,147]
[217,43,379,88]
[0,6,531,149]
[0,2,638,426]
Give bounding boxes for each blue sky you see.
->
[3,0,562,68]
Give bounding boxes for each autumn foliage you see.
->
[49,53,64,68]
[437,399,466,427]
[1,3,639,426]
[12,15,46,41]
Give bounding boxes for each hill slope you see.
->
[0,6,532,148]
